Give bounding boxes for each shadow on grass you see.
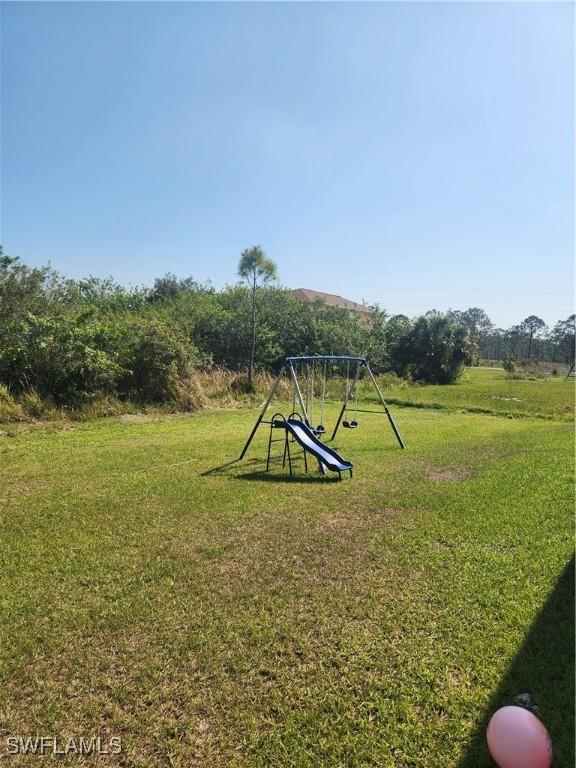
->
[200,458,246,477]
[457,555,575,767]
[236,471,341,484]
[200,456,288,478]
[200,454,348,483]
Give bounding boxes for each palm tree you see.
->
[238,246,277,388]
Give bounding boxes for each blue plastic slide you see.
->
[284,418,353,475]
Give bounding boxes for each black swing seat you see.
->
[314,424,326,435]
[342,420,358,429]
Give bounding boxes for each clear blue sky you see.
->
[1,0,574,328]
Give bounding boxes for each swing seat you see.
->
[343,420,358,429]
[314,424,326,435]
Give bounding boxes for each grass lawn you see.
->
[379,366,574,420]
[0,374,573,766]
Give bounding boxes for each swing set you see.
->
[239,355,405,479]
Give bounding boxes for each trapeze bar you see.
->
[284,355,368,365]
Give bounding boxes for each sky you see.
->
[1,0,574,329]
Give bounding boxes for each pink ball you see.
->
[487,706,553,768]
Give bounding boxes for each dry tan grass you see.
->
[425,466,472,482]
[176,369,293,411]
[118,413,158,423]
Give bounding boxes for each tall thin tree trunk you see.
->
[249,275,256,388]
[528,331,533,360]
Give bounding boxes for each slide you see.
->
[283,418,353,475]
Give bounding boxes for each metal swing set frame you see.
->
[238,355,405,464]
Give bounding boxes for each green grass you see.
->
[0,378,573,766]
[378,366,574,420]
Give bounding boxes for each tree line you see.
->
[0,247,573,407]
[446,307,575,365]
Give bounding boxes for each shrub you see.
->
[0,313,126,403]
[116,317,200,402]
[503,355,517,375]
[393,313,474,384]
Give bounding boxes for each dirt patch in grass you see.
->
[170,506,408,597]
[320,507,406,533]
[425,466,472,482]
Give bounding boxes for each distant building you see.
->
[292,288,372,318]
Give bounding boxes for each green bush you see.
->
[115,317,200,402]
[503,355,517,375]
[392,313,474,384]
[0,313,126,403]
